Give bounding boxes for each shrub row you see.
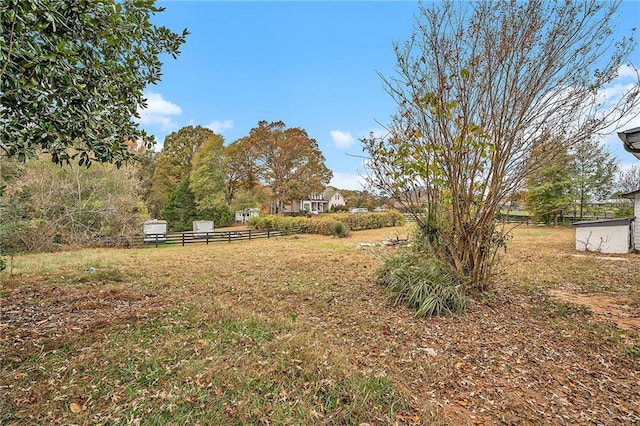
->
[249,215,308,233]
[331,211,405,230]
[249,211,405,236]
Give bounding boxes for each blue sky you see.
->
[138,1,640,190]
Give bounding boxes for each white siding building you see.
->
[573,218,634,254]
[323,187,346,210]
[622,189,640,251]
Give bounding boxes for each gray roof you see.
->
[620,188,640,199]
[618,127,640,160]
[573,217,635,227]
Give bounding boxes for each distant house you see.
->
[573,127,640,253]
[323,187,346,211]
[283,187,346,214]
[386,185,432,210]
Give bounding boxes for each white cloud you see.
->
[597,82,638,107]
[330,130,355,148]
[136,92,182,130]
[330,172,366,190]
[616,64,639,80]
[206,119,234,134]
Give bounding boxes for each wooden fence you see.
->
[143,227,303,248]
[401,212,607,227]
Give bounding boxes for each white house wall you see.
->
[575,225,631,254]
[634,194,640,250]
[328,194,345,209]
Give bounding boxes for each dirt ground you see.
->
[548,289,640,331]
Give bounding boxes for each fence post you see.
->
[228,232,231,243]
[206,233,209,245]
[155,234,159,248]
[182,233,185,246]
[249,230,252,240]
[267,228,270,239]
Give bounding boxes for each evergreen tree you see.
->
[525,140,573,225]
[569,139,618,219]
[162,178,198,232]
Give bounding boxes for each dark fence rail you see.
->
[498,214,620,226]
[143,227,303,248]
[402,212,613,227]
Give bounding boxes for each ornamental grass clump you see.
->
[332,221,350,238]
[375,250,466,317]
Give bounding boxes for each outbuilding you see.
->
[143,219,168,243]
[621,189,640,251]
[573,217,635,254]
[193,220,214,238]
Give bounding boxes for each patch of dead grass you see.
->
[1,225,639,424]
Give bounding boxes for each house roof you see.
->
[618,127,640,160]
[620,188,640,199]
[572,217,635,227]
[322,187,342,199]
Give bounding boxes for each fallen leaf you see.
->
[69,402,83,413]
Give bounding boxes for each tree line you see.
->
[144,121,332,231]
[524,137,638,223]
[0,120,338,254]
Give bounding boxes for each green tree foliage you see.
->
[197,204,235,228]
[223,137,261,205]
[362,0,639,291]
[150,126,215,215]
[525,141,574,224]
[569,139,618,220]
[162,178,197,232]
[189,133,227,212]
[229,187,269,216]
[340,189,380,210]
[0,0,187,166]
[136,149,158,216]
[0,156,145,253]
[161,177,234,230]
[246,121,333,214]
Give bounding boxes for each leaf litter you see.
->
[1,225,638,424]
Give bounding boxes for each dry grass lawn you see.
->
[1,224,639,425]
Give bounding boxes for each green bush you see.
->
[375,250,466,317]
[198,204,235,227]
[332,221,350,238]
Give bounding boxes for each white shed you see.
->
[235,208,260,223]
[573,218,634,254]
[193,220,214,238]
[143,219,167,243]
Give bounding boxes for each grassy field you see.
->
[1,225,639,425]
